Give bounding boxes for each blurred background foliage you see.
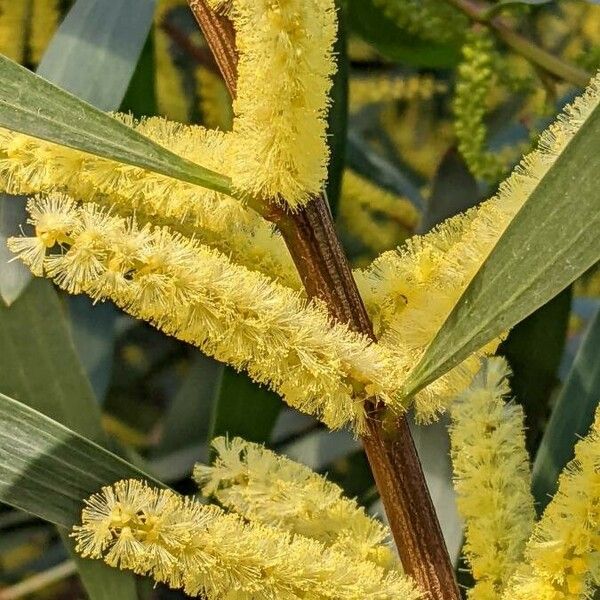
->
[0,0,598,597]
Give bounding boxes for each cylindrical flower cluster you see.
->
[449,358,535,600]
[9,194,404,430]
[196,436,396,568]
[72,479,420,600]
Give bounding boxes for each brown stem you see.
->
[188,2,460,597]
[446,0,590,87]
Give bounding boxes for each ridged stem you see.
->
[188,2,460,598]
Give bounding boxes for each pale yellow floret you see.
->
[72,479,421,599]
[357,72,600,420]
[154,0,191,122]
[9,195,407,431]
[195,437,396,568]
[503,406,600,600]
[195,66,233,130]
[0,0,29,63]
[349,74,446,113]
[0,116,300,287]
[206,0,337,209]
[449,357,535,600]
[29,0,60,64]
[339,170,419,253]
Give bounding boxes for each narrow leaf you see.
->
[0,392,158,528]
[157,353,221,455]
[0,279,103,441]
[37,0,157,110]
[403,94,600,398]
[209,368,282,444]
[0,197,30,305]
[0,55,231,195]
[532,307,600,511]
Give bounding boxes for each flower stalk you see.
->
[188,1,460,597]
[444,0,591,87]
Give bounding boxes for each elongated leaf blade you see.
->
[1,0,158,310]
[0,197,30,305]
[0,55,231,195]
[37,0,157,110]
[0,392,158,528]
[532,308,600,511]
[403,101,600,397]
[209,368,282,444]
[0,280,136,597]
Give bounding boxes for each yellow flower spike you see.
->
[339,170,419,253]
[73,479,422,599]
[195,437,396,569]
[10,194,407,431]
[206,0,337,209]
[0,116,239,233]
[453,28,506,183]
[349,74,446,113]
[0,0,29,63]
[503,406,600,600]
[449,358,535,600]
[0,116,302,287]
[357,72,600,421]
[29,0,61,64]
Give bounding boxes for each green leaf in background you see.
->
[0,279,103,441]
[0,279,139,598]
[0,392,157,528]
[36,0,157,111]
[500,287,572,453]
[532,307,600,512]
[120,30,158,119]
[345,0,461,68]
[0,55,231,195]
[0,197,30,306]
[209,368,283,444]
[403,101,600,399]
[325,0,348,216]
[157,353,221,455]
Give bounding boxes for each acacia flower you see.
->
[9,195,406,431]
[449,358,535,600]
[196,436,395,568]
[72,479,421,599]
[504,406,600,599]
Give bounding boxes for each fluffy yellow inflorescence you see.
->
[195,437,395,568]
[449,358,535,600]
[9,195,405,430]
[0,0,29,63]
[339,170,419,253]
[504,407,600,600]
[206,0,337,209]
[356,72,600,420]
[0,115,237,232]
[349,74,446,113]
[0,116,301,288]
[72,479,421,600]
